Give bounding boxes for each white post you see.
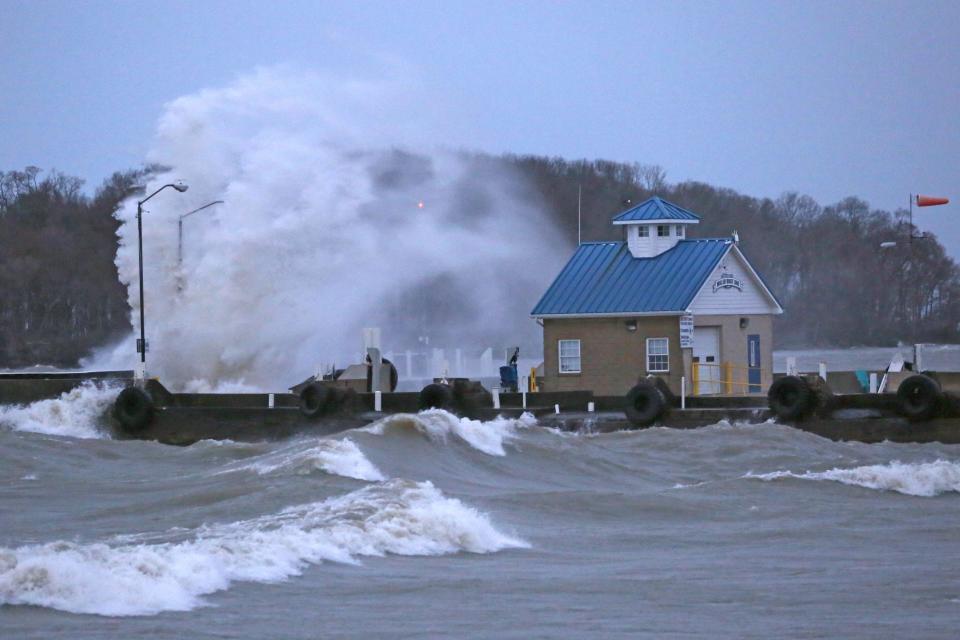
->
[368,347,382,392]
[869,373,878,394]
[522,391,527,409]
[374,390,382,412]
[493,387,501,409]
[818,362,827,382]
[268,393,275,409]
[786,356,798,376]
[554,404,560,414]
[134,362,146,385]
[587,401,595,412]
[681,376,686,410]
[914,344,924,373]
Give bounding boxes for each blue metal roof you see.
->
[612,196,700,223]
[531,238,731,316]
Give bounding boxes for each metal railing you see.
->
[691,361,768,396]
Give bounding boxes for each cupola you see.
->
[612,196,700,258]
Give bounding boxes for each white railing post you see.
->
[587,401,595,413]
[818,361,827,382]
[869,373,878,394]
[681,376,686,410]
[374,390,382,412]
[522,391,527,409]
[268,393,275,409]
[492,387,501,409]
[554,404,560,414]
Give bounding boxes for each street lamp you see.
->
[178,200,224,267]
[136,181,188,379]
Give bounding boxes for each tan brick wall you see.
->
[541,316,683,395]
[693,314,774,392]
[540,313,776,396]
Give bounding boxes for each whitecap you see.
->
[363,409,536,456]
[0,479,526,616]
[219,438,384,481]
[746,460,960,497]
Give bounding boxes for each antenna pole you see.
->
[577,184,582,245]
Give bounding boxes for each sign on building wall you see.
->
[712,269,744,293]
[679,312,694,348]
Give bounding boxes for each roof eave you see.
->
[612,218,700,225]
[531,310,686,319]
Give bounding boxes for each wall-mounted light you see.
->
[625,319,638,332]
[739,317,749,329]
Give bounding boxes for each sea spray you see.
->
[0,382,118,439]
[0,479,527,616]
[746,460,960,497]
[95,67,564,390]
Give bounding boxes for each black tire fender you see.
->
[113,386,155,432]
[767,376,812,421]
[299,382,337,419]
[419,383,453,411]
[897,374,943,422]
[624,382,666,428]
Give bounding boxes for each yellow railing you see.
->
[691,361,767,396]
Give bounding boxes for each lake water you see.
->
[1,383,960,638]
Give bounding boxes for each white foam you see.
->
[0,382,118,439]
[221,438,385,481]
[0,479,527,616]
[747,460,960,497]
[364,409,536,456]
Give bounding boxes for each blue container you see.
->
[499,365,518,391]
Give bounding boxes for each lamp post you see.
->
[178,200,224,267]
[136,182,188,380]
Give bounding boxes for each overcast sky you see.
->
[2,0,957,256]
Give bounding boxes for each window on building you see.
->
[637,225,649,237]
[657,225,669,237]
[646,337,669,372]
[558,339,581,373]
[676,225,685,238]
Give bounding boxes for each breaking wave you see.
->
[747,460,960,497]
[0,382,118,440]
[363,409,536,456]
[0,479,527,616]
[219,438,385,481]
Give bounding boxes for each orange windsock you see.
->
[916,195,949,207]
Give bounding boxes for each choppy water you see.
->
[2,384,960,638]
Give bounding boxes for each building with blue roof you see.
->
[532,197,782,397]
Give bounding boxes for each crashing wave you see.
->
[0,479,527,616]
[0,382,118,440]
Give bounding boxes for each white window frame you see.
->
[637,225,649,237]
[558,339,581,374]
[657,224,669,237]
[646,337,669,373]
[676,225,685,238]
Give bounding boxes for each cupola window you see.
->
[637,225,649,237]
[657,225,669,237]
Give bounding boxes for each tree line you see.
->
[0,157,957,367]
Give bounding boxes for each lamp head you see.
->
[173,182,189,193]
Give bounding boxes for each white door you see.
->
[692,327,721,395]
